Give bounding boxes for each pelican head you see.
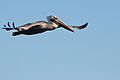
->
[47,15,59,23]
[47,15,74,32]
[47,15,59,28]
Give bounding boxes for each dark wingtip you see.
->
[8,22,11,28]
[12,22,16,29]
[82,22,88,28]
[4,25,6,27]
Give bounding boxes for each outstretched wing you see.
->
[2,22,33,31]
[71,22,88,30]
[17,21,49,31]
[2,22,16,31]
[2,21,48,31]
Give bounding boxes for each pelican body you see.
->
[2,15,88,36]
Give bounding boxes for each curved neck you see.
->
[48,21,59,28]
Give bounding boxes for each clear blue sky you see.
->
[0,0,120,80]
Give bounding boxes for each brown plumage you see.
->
[2,15,88,36]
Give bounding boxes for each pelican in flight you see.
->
[2,15,88,36]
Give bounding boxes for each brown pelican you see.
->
[2,15,88,36]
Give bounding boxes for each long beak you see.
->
[55,19,74,32]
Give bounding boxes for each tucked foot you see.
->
[12,32,21,36]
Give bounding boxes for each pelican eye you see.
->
[50,19,55,22]
[54,17,57,19]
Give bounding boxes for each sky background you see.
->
[0,0,120,80]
